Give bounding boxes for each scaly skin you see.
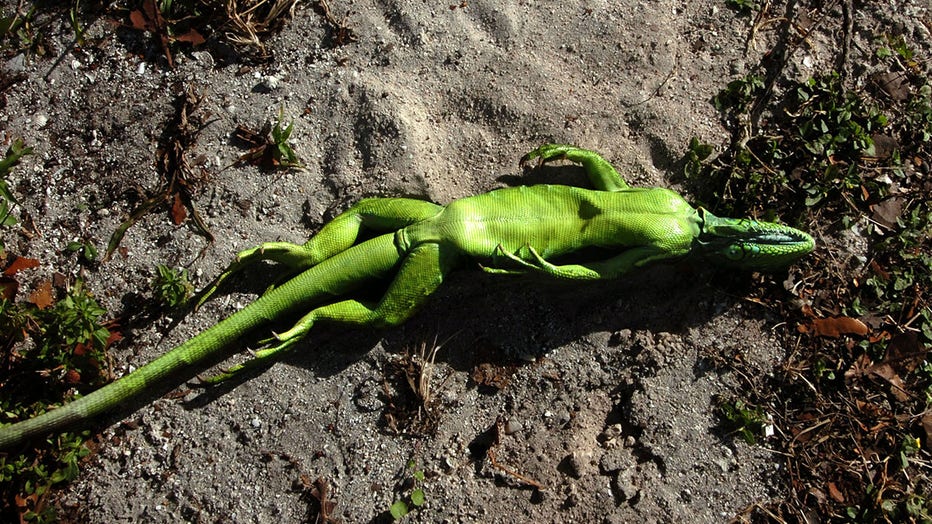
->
[0,144,814,450]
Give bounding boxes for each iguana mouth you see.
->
[737,223,814,246]
[695,207,814,268]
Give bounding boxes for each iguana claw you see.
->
[520,143,569,168]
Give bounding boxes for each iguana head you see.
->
[695,208,814,270]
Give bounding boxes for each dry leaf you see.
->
[844,353,873,381]
[866,332,925,402]
[801,316,870,338]
[128,9,151,32]
[64,369,82,385]
[869,134,899,160]
[472,362,514,390]
[28,279,54,309]
[873,71,910,101]
[3,255,40,276]
[106,329,124,348]
[872,196,904,229]
[308,476,341,524]
[174,29,206,45]
[882,332,924,374]
[845,335,922,402]
[869,363,910,402]
[171,192,187,224]
[0,276,17,300]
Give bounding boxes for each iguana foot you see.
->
[196,241,319,309]
[482,244,548,273]
[521,144,629,192]
[520,143,575,167]
[488,243,613,280]
[198,328,307,384]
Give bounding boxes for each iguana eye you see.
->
[726,244,744,260]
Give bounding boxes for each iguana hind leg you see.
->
[199,198,443,306]
[521,144,629,192]
[202,242,454,383]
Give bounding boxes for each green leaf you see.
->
[84,242,98,261]
[389,500,409,519]
[0,139,33,182]
[0,198,15,226]
[0,178,17,206]
[410,488,425,507]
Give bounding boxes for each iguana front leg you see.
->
[202,241,456,383]
[521,143,630,192]
[199,198,443,305]
[484,243,676,280]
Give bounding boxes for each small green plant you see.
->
[1,276,113,522]
[0,139,33,237]
[875,34,916,62]
[65,239,98,265]
[683,137,714,178]
[69,1,85,46]
[152,264,193,309]
[725,0,758,14]
[718,399,768,444]
[234,107,304,169]
[794,74,887,159]
[903,83,932,145]
[898,435,920,469]
[0,429,90,523]
[0,4,39,54]
[271,110,301,167]
[35,279,110,382]
[388,459,427,520]
[687,72,892,217]
[713,74,764,113]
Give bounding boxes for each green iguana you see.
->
[0,144,814,450]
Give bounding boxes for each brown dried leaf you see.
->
[127,0,174,67]
[13,492,29,509]
[3,255,39,276]
[27,279,54,309]
[872,196,904,229]
[472,362,513,390]
[128,9,152,31]
[844,353,873,381]
[804,316,870,338]
[173,29,206,46]
[869,259,890,281]
[233,124,265,147]
[882,332,924,374]
[64,369,82,385]
[171,192,187,225]
[0,276,17,300]
[308,476,341,524]
[869,134,899,160]
[869,363,910,402]
[873,71,910,101]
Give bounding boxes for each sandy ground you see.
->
[1,0,929,522]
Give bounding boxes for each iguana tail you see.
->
[0,233,402,450]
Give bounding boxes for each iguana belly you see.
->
[402,184,699,263]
